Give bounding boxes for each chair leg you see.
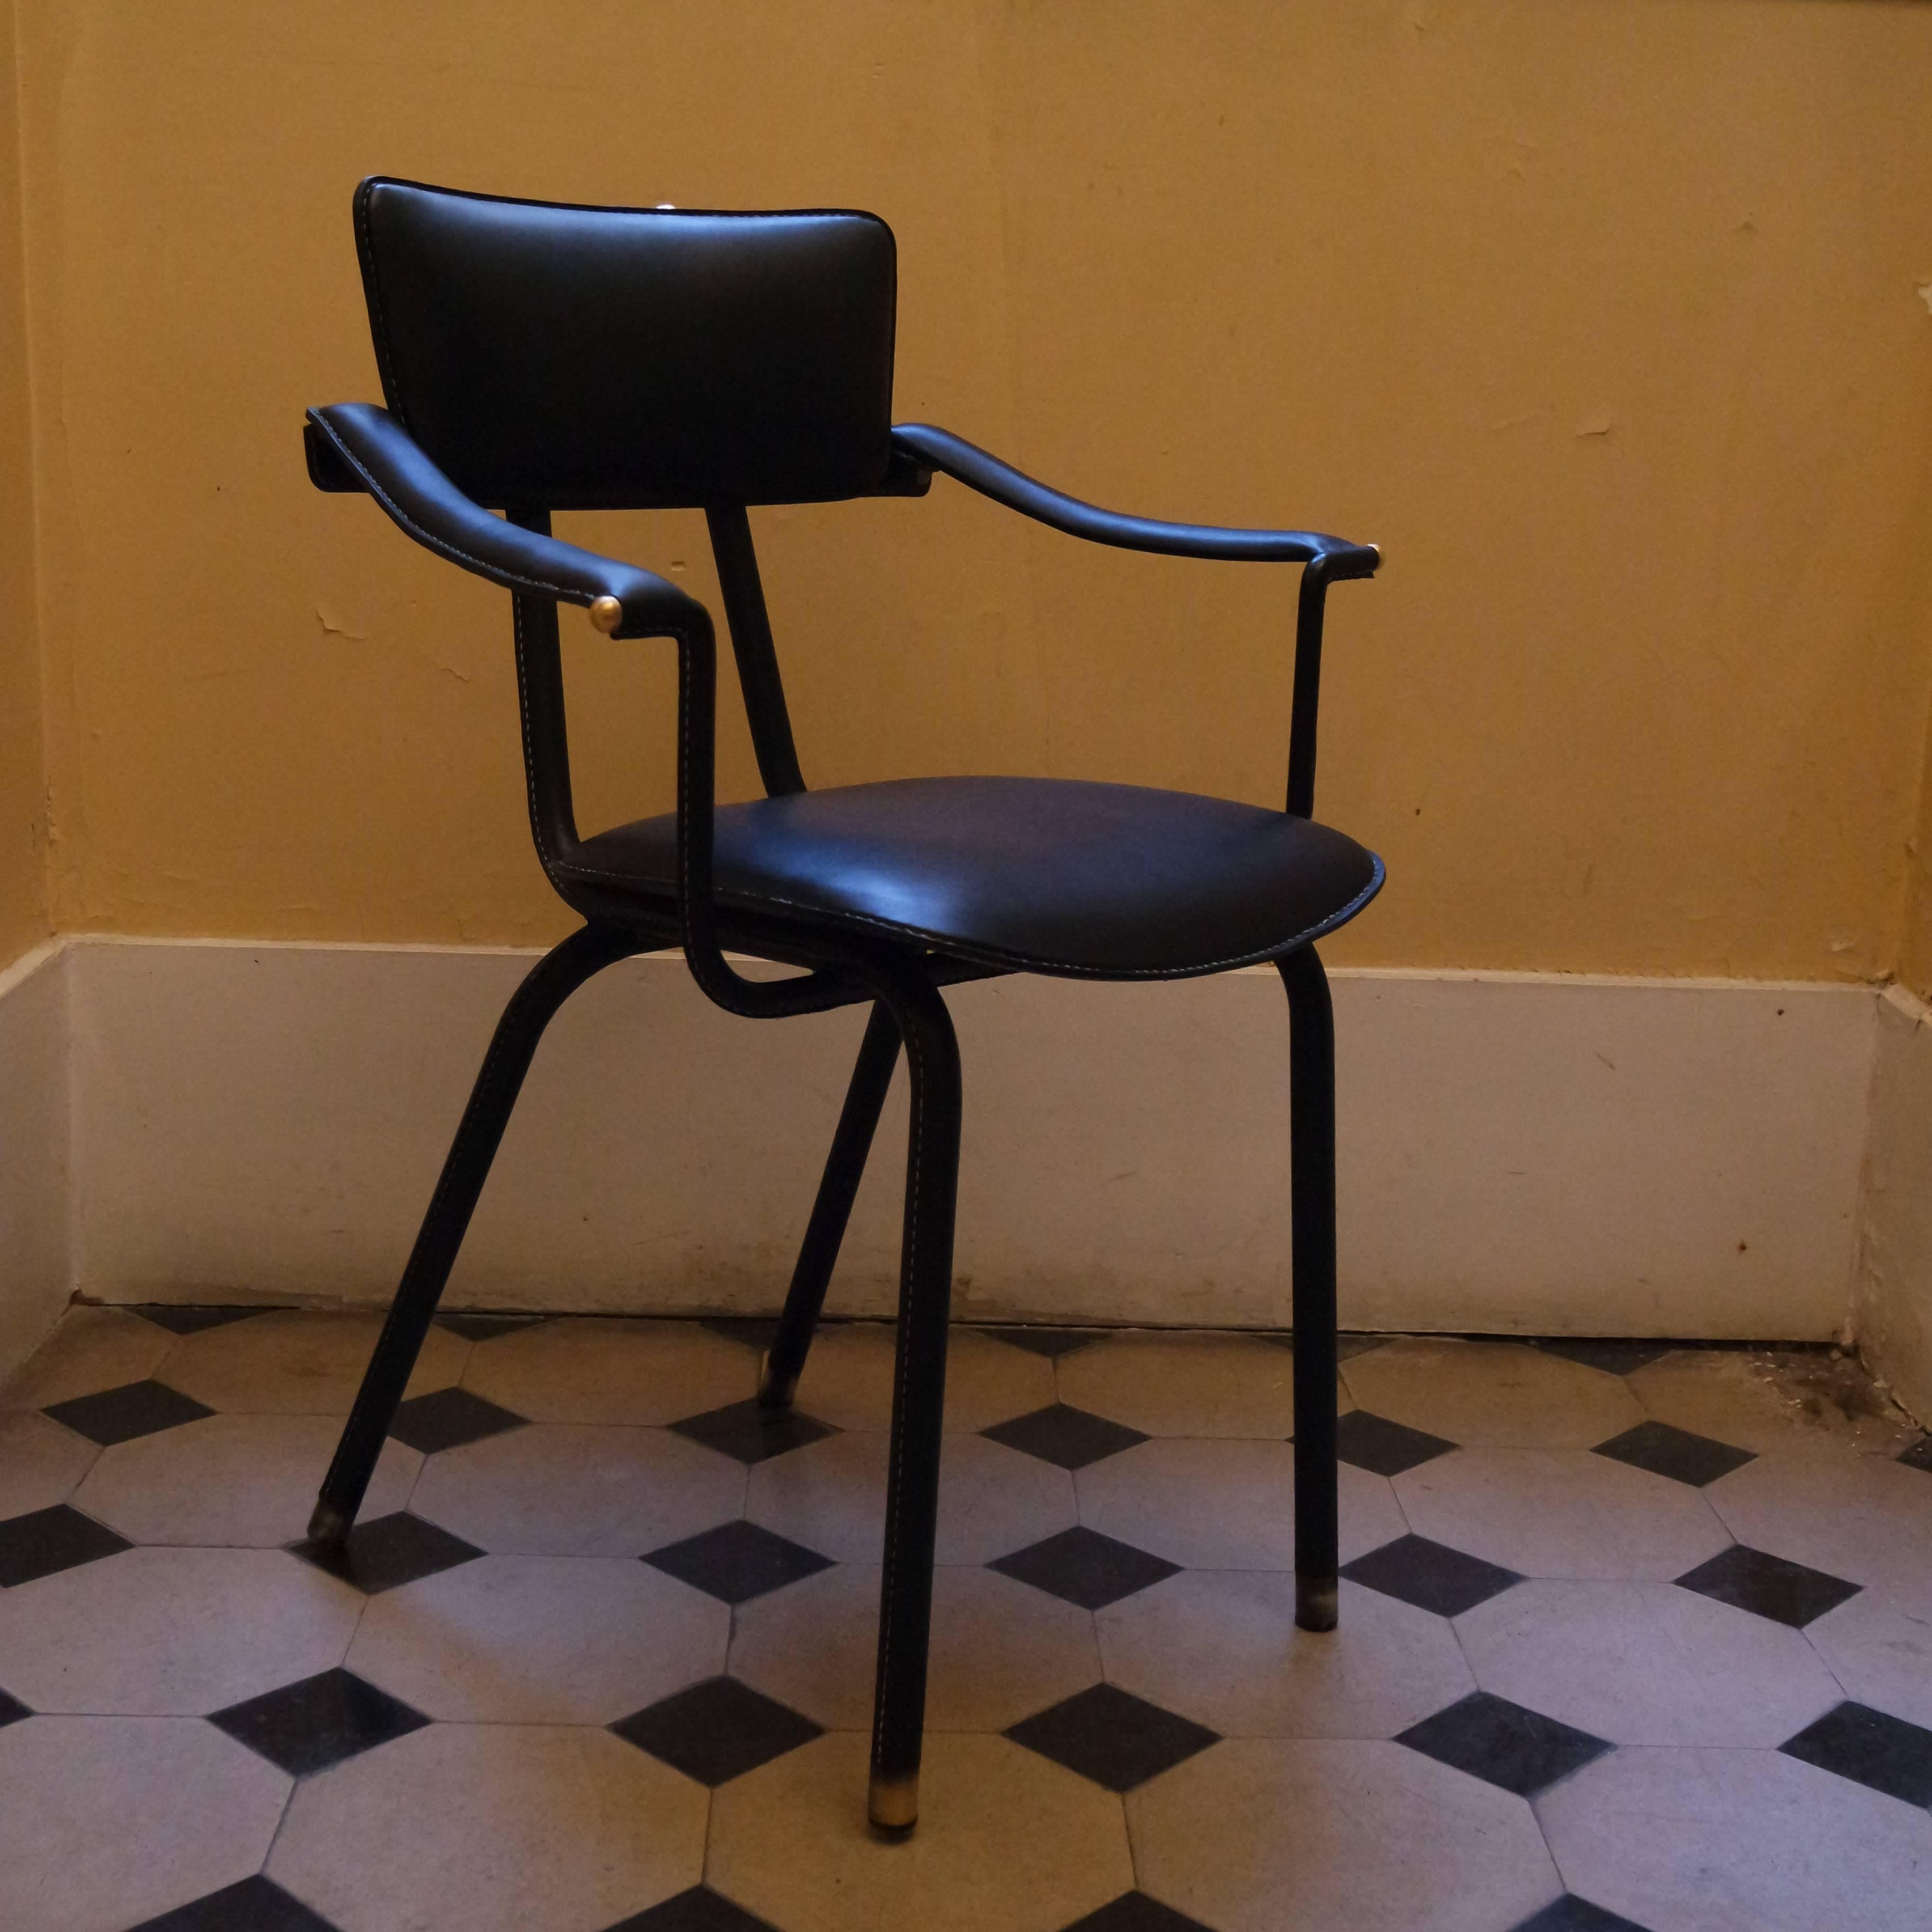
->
[865,972,962,1834]
[759,1000,902,1408]
[306,923,638,1546]
[1278,943,1339,1632]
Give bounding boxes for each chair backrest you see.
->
[352,177,898,511]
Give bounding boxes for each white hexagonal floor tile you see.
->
[746,1430,1076,1566]
[1456,1579,1842,1746]
[347,1553,727,1723]
[1076,1437,1406,1570]
[459,1317,750,1425]
[1629,1348,1922,1457]
[269,1722,706,1932]
[0,1545,361,1713]
[409,1423,746,1557]
[158,1310,469,1415]
[1705,1447,1932,1599]
[0,1409,101,1517]
[73,1411,420,1546]
[1,1308,174,1411]
[0,1715,289,1932]
[729,1561,1101,1732]
[1395,1448,1731,1580]
[1129,1737,1561,1932]
[1343,1338,1647,1449]
[1054,1330,1322,1438]
[709,1731,1133,1932]
[1805,1588,1932,1730]
[1537,1745,1932,1932]
[1099,1573,1475,1738]
[782,1323,1054,1433]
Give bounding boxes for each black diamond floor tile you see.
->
[643,1519,834,1605]
[603,1886,779,1930]
[1535,1339,1675,1377]
[989,1525,1182,1611]
[124,1304,273,1336]
[1779,1700,1932,1808]
[387,1385,525,1454]
[611,1676,822,1787]
[669,1398,837,1466]
[1333,1409,1456,1478]
[1340,1533,1523,1617]
[982,1325,1103,1360]
[1396,1690,1611,1798]
[126,1873,343,1930]
[1005,1683,1219,1793]
[292,1512,481,1594]
[42,1378,213,1446]
[697,1317,782,1354]
[1675,1544,1861,1629]
[209,1666,428,1777]
[1590,1419,1754,1488]
[0,1503,131,1588]
[1510,1897,1652,1932]
[982,1403,1148,1471]
[433,1311,548,1343]
[1060,1893,1216,1932]
[1899,1435,1932,1475]
[0,1685,30,1728]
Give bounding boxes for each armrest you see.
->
[303,404,707,641]
[890,423,1379,576]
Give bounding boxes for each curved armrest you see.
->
[890,423,1379,576]
[303,404,706,641]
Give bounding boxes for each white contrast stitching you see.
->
[554,852,1386,980]
[509,594,552,871]
[355,190,408,425]
[317,418,590,604]
[875,1009,926,1765]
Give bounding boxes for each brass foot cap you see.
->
[756,1355,798,1410]
[867,1771,918,1835]
[306,1501,351,1549]
[1295,1576,1339,1631]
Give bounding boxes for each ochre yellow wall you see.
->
[1903,701,1932,1001]
[12,0,1932,973]
[0,3,48,969]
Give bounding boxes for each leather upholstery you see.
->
[892,424,1379,574]
[353,178,897,510]
[569,776,1382,978]
[305,402,703,640]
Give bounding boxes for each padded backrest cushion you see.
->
[354,178,897,510]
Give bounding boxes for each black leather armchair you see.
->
[303,177,1384,1832]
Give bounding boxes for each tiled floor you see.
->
[3,1309,1931,1931]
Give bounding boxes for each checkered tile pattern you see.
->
[3,1309,1930,1931]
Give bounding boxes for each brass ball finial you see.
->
[588,595,623,634]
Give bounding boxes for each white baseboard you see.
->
[1856,986,1932,1420]
[47,936,1875,1345]
[0,942,70,1381]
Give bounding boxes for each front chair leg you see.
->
[307,922,639,1546]
[865,972,962,1833]
[759,1000,902,1408]
[1278,943,1339,1632]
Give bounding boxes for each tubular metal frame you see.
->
[309,498,1356,1833]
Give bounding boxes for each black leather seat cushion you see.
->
[570,777,1382,978]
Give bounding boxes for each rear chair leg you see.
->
[307,923,637,1546]
[866,974,962,1833]
[759,1000,902,1408]
[1278,943,1339,1632]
